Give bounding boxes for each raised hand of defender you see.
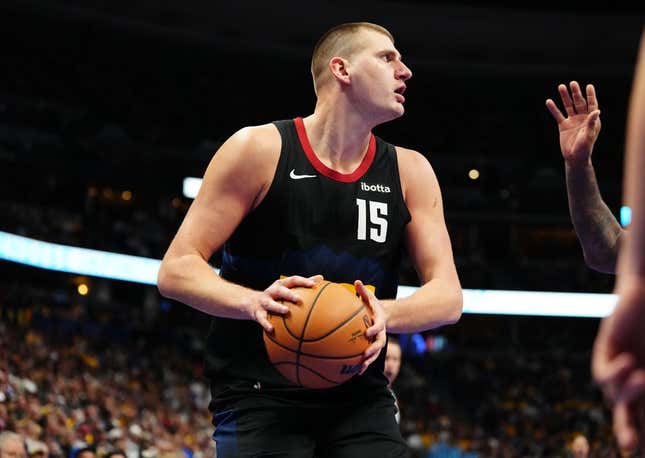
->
[253,274,323,333]
[354,279,387,375]
[545,81,602,166]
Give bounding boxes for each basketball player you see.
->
[157,22,462,457]
[591,28,645,450]
[545,81,624,274]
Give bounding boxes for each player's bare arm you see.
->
[546,81,623,273]
[382,147,463,333]
[157,124,318,330]
[564,158,624,273]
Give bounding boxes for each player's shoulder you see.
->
[392,145,432,171]
[203,123,282,197]
[227,122,281,154]
[213,122,282,173]
[392,145,439,195]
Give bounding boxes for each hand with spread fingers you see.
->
[545,80,623,274]
[545,81,602,167]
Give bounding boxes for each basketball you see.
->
[263,280,375,389]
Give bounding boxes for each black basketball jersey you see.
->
[205,117,411,399]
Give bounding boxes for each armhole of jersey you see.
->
[249,121,287,213]
[391,144,412,225]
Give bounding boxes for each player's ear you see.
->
[329,57,351,85]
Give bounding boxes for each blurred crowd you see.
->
[1,278,214,458]
[394,349,628,457]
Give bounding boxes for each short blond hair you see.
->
[0,431,24,454]
[310,22,394,95]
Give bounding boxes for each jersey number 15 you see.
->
[356,198,388,243]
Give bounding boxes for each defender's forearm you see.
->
[565,161,623,273]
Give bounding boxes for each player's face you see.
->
[384,342,402,385]
[348,30,412,123]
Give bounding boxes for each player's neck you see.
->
[303,101,373,173]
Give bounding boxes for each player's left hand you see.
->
[355,279,387,375]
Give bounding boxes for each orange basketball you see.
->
[263,280,374,389]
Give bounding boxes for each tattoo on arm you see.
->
[566,162,624,274]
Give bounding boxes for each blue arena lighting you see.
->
[0,231,617,318]
[0,231,159,285]
[410,333,427,355]
[621,205,632,227]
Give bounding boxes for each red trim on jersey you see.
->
[294,117,375,183]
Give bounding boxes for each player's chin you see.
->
[392,103,406,117]
[382,105,405,122]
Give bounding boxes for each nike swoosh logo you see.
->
[290,169,317,180]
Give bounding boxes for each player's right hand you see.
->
[250,274,323,333]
